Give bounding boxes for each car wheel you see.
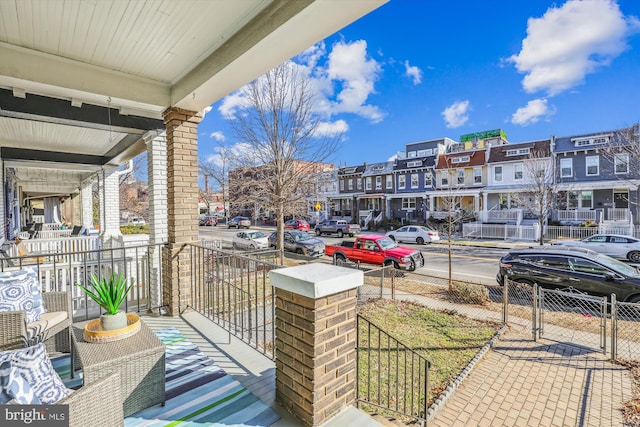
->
[627,295,640,304]
[296,248,304,255]
[249,244,255,250]
[316,229,322,236]
[337,230,344,238]
[388,235,396,241]
[628,251,640,263]
[514,278,535,287]
[334,253,347,265]
[416,237,425,245]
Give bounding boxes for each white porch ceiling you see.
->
[0,0,387,193]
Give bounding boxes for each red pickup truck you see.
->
[325,234,424,271]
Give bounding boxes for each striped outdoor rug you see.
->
[54,327,280,427]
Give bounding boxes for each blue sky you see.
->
[197,0,640,168]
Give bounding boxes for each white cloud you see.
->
[205,142,253,167]
[509,0,640,96]
[219,39,385,125]
[511,98,556,126]
[209,131,225,142]
[314,120,349,137]
[404,60,423,85]
[442,100,471,128]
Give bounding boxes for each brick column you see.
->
[144,131,167,313]
[269,264,363,426]
[162,108,202,316]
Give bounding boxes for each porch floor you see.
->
[139,311,382,427]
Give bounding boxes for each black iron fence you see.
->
[186,243,279,359]
[356,314,429,426]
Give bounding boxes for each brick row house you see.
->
[227,124,640,230]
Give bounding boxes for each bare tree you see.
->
[599,124,640,207]
[432,167,465,290]
[510,147,555,245]
[199,145,236,219]
[228,62,341,263]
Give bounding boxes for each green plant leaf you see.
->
[75,273,133,315]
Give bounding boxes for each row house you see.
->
[388,137,451,222]
[554,126,640,227]
[334,164,366,220]
[357,161,395,226]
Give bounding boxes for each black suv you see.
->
[497,246,640,303]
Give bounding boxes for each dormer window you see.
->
[371,165,384,171]
[572,134,611,147]
[505,148,530,156]
[451,156,470,164]
[341,167,357,174]
[407,160,423,168]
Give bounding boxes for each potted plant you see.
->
[76,273,133,331]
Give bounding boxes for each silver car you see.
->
[386,225,440,245]
[552,234,640,262]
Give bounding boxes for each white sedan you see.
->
[386,225,440,245]
[232,230,269,250]
[552,234,640,262]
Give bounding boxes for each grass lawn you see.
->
[357,299,502,422]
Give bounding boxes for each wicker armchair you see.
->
[60,372,124,427]
[0,291,72,354]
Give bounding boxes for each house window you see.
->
[457,169,464,185]
[366,177,372,190]
[357,178,362,190]
[586,156,599,176]
[375,176,382,190]
[386,175,392,189]
[615,153,629,174]
[339,180,344,191]
[424,172,432,187]
[494,166,503,182]
[580,191,593,209]
[560,158,573,177]
[399,175,406,189]
[514,163,523,180]
[348,180,353,191]
[402,198,416,209]
[411,173,419,188]
[407,151,417,158]
[417,149,429,157]
[441,174,448,187]
[473,168,482,184]
[407,160,422,167]
[451,156,470,164]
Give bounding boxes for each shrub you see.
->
[450,281,490,305]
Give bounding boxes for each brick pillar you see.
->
[81,180,94,229]
[162,108,201,316]
[269,264,363,426]
[145,131,167,313]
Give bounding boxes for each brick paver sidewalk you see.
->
[430,329,634,427]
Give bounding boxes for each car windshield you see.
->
[377,237,398,250]
[294,233,311,241]
[594,254,639,276]
[247,232,265,239]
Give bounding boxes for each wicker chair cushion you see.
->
[0,361,41,404]
[0,269,45,323]
[0,343,71,404]
[27,311,68,340]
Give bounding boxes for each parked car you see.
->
[552,234,640,262]
[268,230,325,257]
[284,219,311,231]
[315,220,361,237]
[386,225,439,245]
[129,217,146,226]
[496,246,640,302]
[232,229,269,250]
[325,234,424,271]
[198,215,218,226]
[228,216,251,229]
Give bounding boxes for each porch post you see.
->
[270,264,363,426]
[81,179,94,230]
[145,131,168,313]
[162,108,202,316]
[0,150,5,241]
[100,165,122,245]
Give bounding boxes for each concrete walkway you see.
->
[429,327,633,426]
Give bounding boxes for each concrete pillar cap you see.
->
[269,263,363,299]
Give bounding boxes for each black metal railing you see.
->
[356,314,430,425]
[187,243,280,359]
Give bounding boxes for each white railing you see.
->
[6,236,101,260]
[42,223,64,231]
[463,222,539,241]
[557,210,597,222]
[374,211,383,224]
[37,229,72,239]
[483,209,522,222]
[607,208,631,221]
[361,211,373,229]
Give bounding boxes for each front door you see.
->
[614,191,629,208]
